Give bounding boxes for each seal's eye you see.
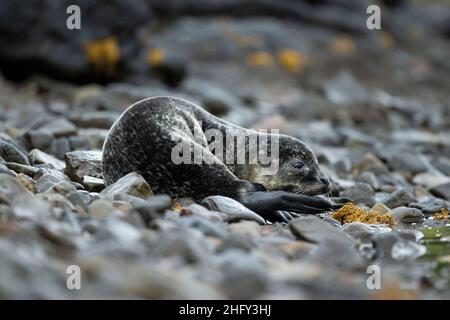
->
[292,161,304,169]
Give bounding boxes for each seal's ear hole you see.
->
[292,161,304,169]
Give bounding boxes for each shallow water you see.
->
[419,223,450,289]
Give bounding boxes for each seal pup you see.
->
[102,96,333,222]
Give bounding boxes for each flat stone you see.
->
[177,217,227,238]
[381,189,415,209]
[64,150,103,182]
[202,196,266,225]
[100,172,153,199]
[343,222,391,238]
[340,182,376,207]
[5,162,40,177]
[413,172,450,189]
[51,138,71,160]
[0,137,30,165]
[24,129,54,151]
[410,198,450,214]
[82,176,105,192]
[391,206,424,223]
[370,202,392,215]
[133,194,172,225]
[430,182,450,201]
[29,149,65,171]
[35,173,77,194]
[355,171,379,190]
[38,117,77,138]
[289,216,355,246]
[70,111,119,129]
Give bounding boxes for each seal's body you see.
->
[103,96,333,222]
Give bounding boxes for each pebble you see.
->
[82,176,105,192]
[391,207,424,223]
[289,216,355,246]
[64,150,103,182]
[202,196,266,225]
[100,172,153,199]
[29,149,65,171]
[430,182,450,201]
[228,221,261,238]
[381,189,415,209]
[340,183,376,207]
[5,162,40,176]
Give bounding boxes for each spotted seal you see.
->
[102,96,333,222]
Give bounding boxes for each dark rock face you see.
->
[0,0,152,81]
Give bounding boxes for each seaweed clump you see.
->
[331,202,394,228]
[434,208,449,223]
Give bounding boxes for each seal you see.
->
[102,96,333,222]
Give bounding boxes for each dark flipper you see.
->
[238,191,333,223]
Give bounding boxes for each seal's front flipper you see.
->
[238,191,333,223]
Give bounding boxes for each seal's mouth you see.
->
[280,181,331,196]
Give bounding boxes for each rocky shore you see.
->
[0,0,449,299]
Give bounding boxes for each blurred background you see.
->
[0,0,449,299]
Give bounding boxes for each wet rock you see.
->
[343,222,391,238]
[391,206,424,223]
[390,240,426,261]
[64,150,103,183]
[340,183,376,207]
[289,216,354,246]
[410,198,450,215]
[100,172,153,199]
[29,149,65,171]
[381,189,415,209]
[370,231,425,261]
[430,182,450,201]
[202,196,266,225]
[0,137,30,165]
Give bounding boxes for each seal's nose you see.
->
[320,177,330,187]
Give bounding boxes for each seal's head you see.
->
[257,134,331,196]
